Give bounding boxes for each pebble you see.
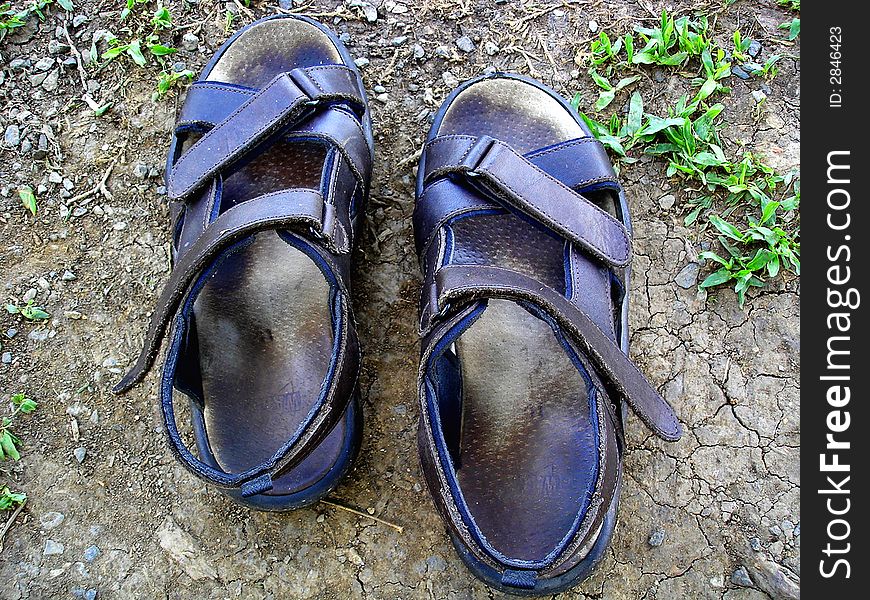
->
[354,57,370,68]
[182,33,199,51]
[10,58,31,70]
[278,0,294,10]
[412,44,425,59]
[588,20,599,33]
[749,537,762,551]
[35,57,54,71]
[648,528,665,547]
[442,71,459,88]
[658,193,675,210]
[748,40,762,58]
[72,15,88,28]
[373,85,386,94]
[391,36,407,46]
[769,524,783,538]
[4,124,20,147]
[43,540,65,555]
[74,447,87,463]
[731,566,754,587]
[732,65,750,80]
[5,328,17,338]
[49,171,63,184]
[132,163,149,179]
[375,93,389,103]
[83,545,101,562]
[72,207,88,217]
[62,270,76,281]
[484,41,500,56]
[23,288,37,302]
[362,4,378,23]
[1,352,11,364]
[42,68,60,92]
[751,90,767,103]
[675,263,700,289]
[455,36,475,53]
[781,519,795,536]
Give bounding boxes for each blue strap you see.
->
[501,569,538,590]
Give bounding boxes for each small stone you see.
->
[83,545,101,562]
[4,124,20,147]
[412,44,425,59]
[182,33,199,52]
[442,71,459,88]
[455,36,475,53]
[648,528,665,547]
[353,57,370,68]
[658,193,675,210]
[74,447,87,463]
[1,352,11,364]
[35,57,54,71]
[375,93,389,103]
[48,171,63,184]
[732,65,750,80]
[769,525,783,538]
[84,591,97,600]
[391,36,407,46]
[588,20,599,33]
[751,90,767,104]
[132,163,149,179]
[675,263,700,289]
[44,540,65,555]
[48,39,69,55]
[373,85,386,94]
[5,328,17,338]
[42,68,60,92]
[434,46,451,59]
[113,221,127,231]
[72,207,88,218]
[749,537,762,551]
[278,0,294,10]
[22,288,37,302]
[362,4,377,23]
[781,520,795,536]
[9,58,31,70]
[62,270,76,281]
[748,40,762,58]
[72,15,88,28]
[731,566,754,587]
[484,41,500,56]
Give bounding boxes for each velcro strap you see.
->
[114,188,337,394]
[167,66,365,201]
[176,81,371,183]
[423,264,682,442]
[424,134,620,192]
[419,135,630,268]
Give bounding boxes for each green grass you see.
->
[5,300,50,321]
[0,0,72,42]
[0,394,38,512]
[576,8,799,307]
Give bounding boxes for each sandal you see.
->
[113,15,373,510]
[413,73,682,594]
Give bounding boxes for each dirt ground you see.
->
[0,0,799,598]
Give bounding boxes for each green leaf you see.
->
[589,70,612,91]
[127,39,146,66]
[148,43,177,56]
[642,116,685,136]
[708,215,745,241]
[700,268,732,288]
[613,75,640,91]
[18,186,36,216]
[622,91,644,136]
[57,0,74,10]
[0,431,19,461]
[594,90,616,111]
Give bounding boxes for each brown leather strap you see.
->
[114,188,340,394]
[424,264,682,441]
[167,66,365,201]
[422,135,631,268]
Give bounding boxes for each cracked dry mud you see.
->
[0,0,799,598]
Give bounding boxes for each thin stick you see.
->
[62,23,88,93]
[68,159,116,204]
[0,502,25,550]
[320,498,404,533]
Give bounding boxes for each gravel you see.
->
[731,566,754,587]
[675,263,700,289]
[455,36,475,53]
[648,528,665,548]
[43,540,65,556]
[4,124,20,147]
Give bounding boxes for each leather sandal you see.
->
[113,15,372,510]
[413,73,682,594]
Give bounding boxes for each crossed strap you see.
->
[416,134,682,442]
[114,65,369,494]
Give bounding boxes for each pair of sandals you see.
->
[115,15,682,595]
